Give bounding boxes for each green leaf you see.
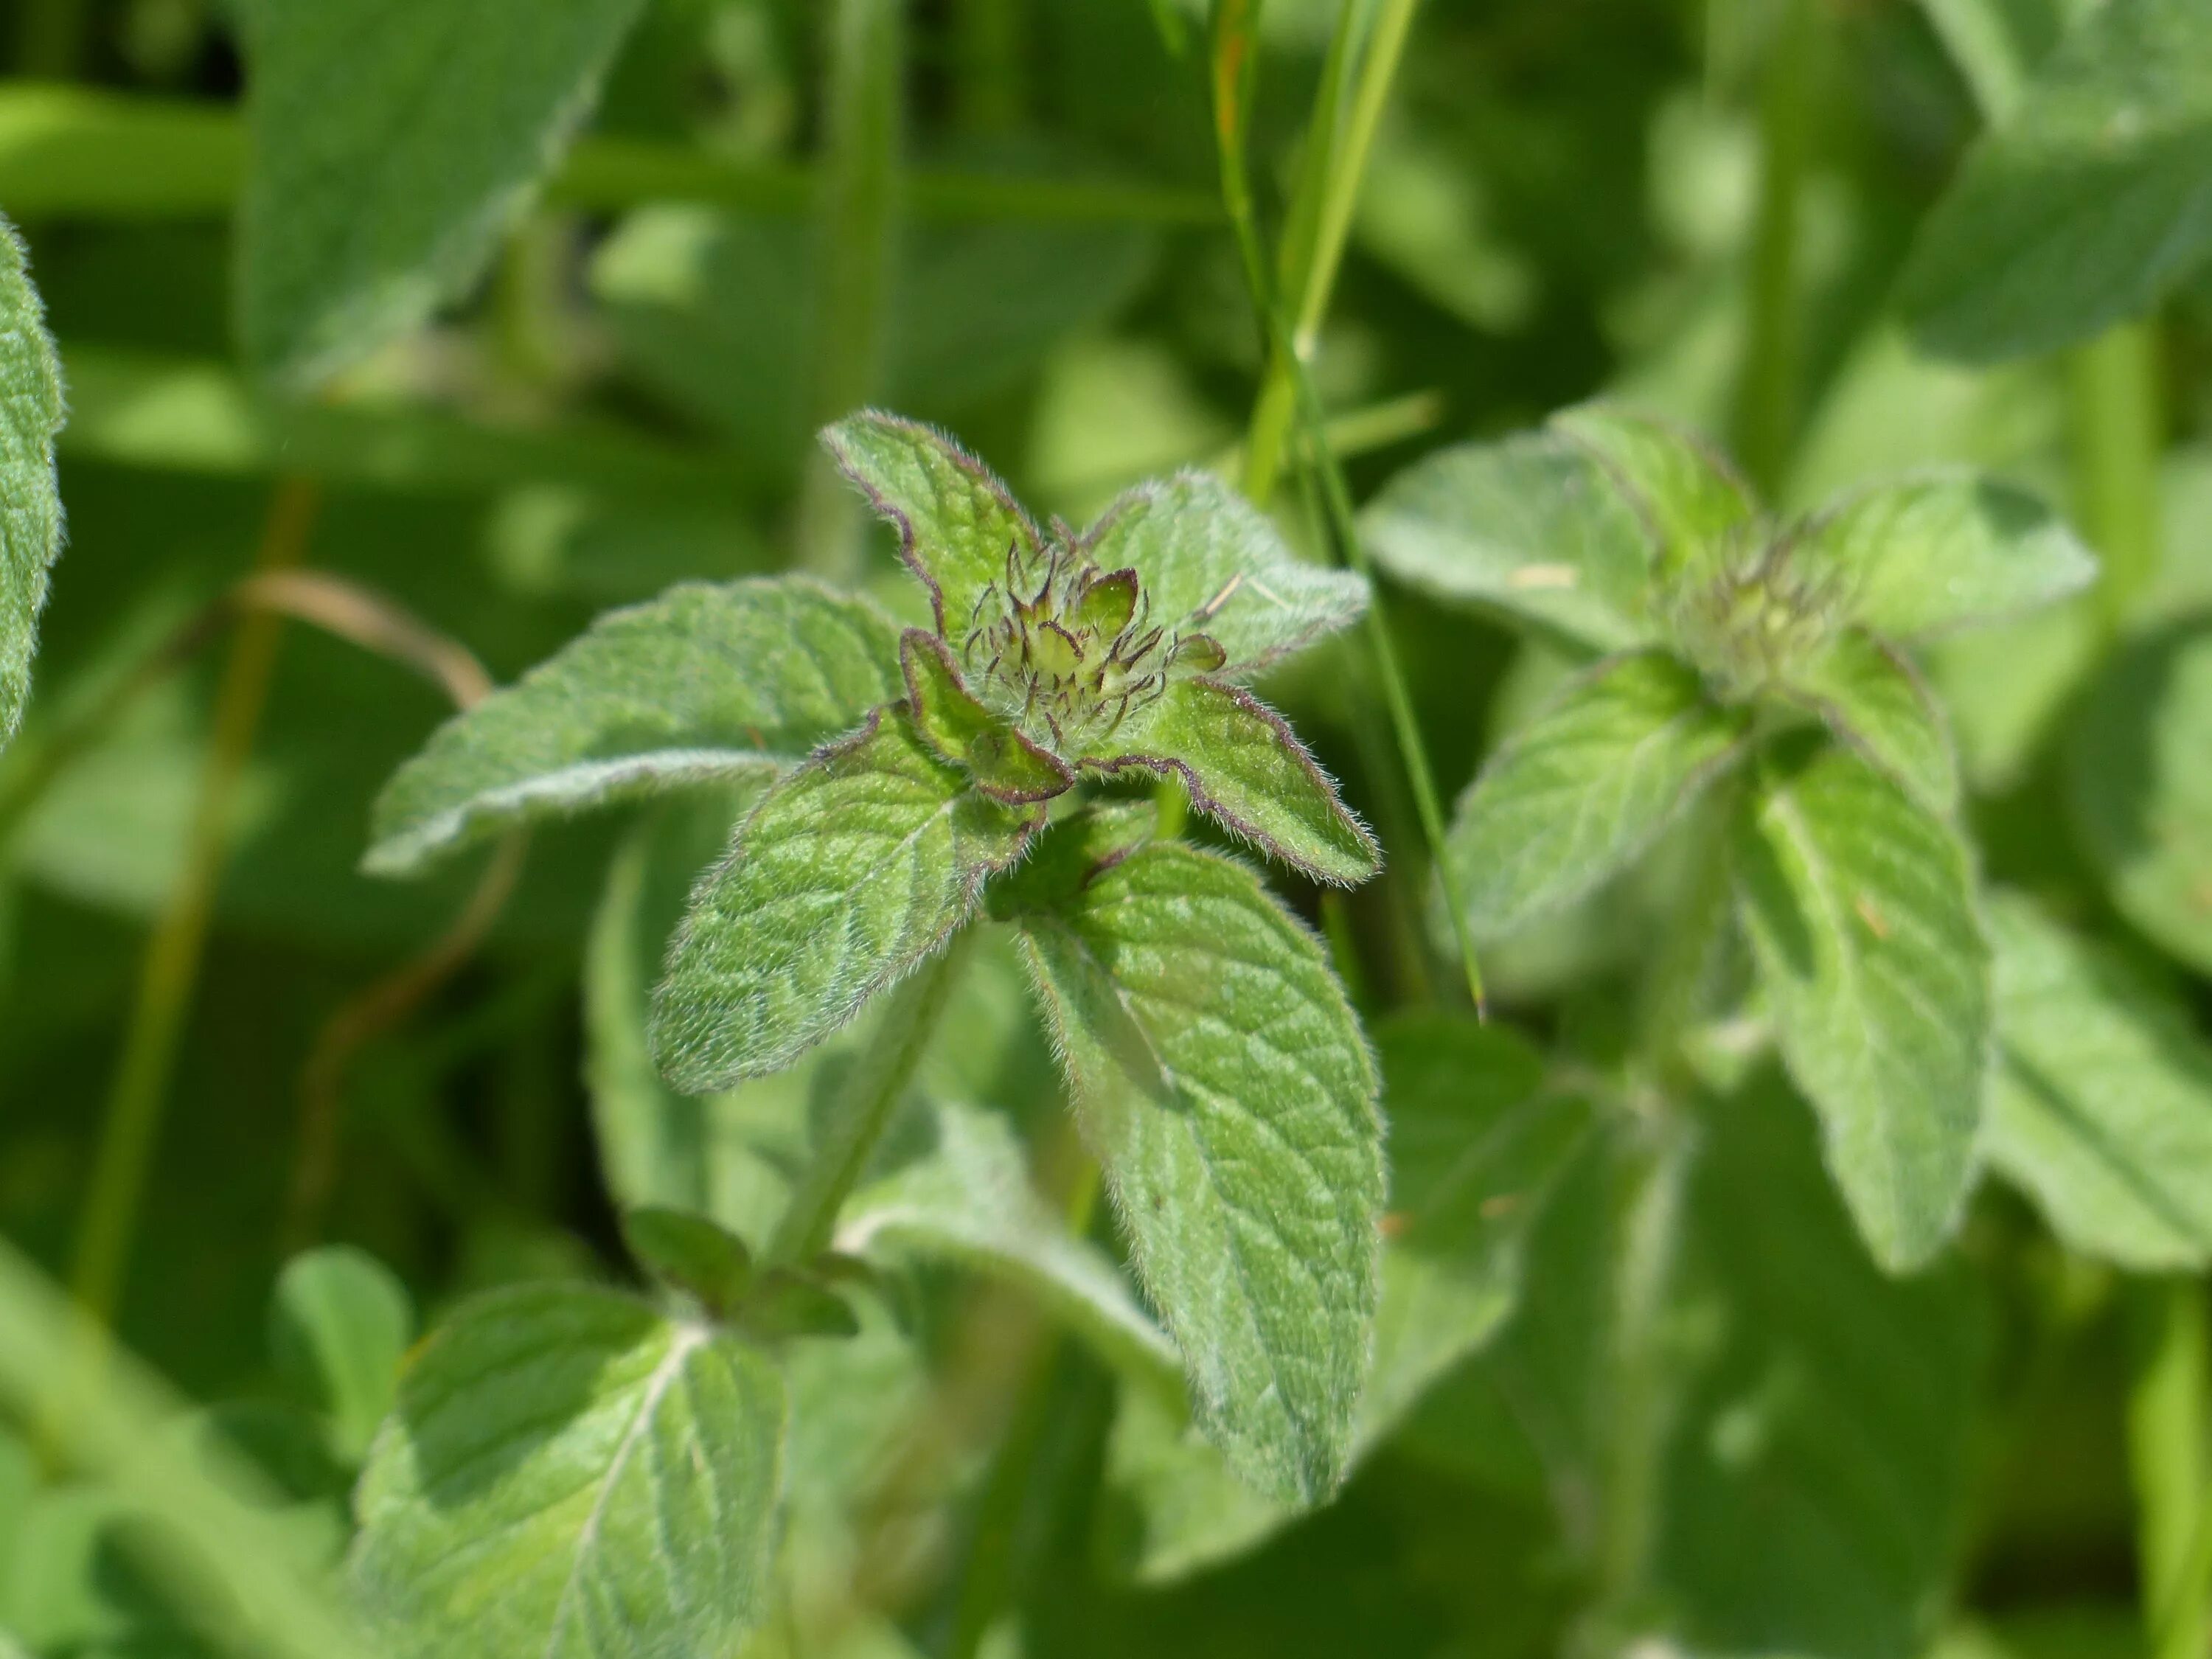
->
[1551,403,1757,580]
[821,410,1046,640]
[1089,677,1377,886]
[0,215,63,753]
[269,1246,416,1464]
[1780,627,1960,815]
[622,1208,754,1315]
[1656,1072,1985,1659]
[2066,617,2212,975]
[238,0,648,384]
[1801,472,2097,639]
[1079,470,1369,674]
[1734,737,1992,1271]
[367,577,902,877]
[734,1270,860,1342]
[1444,650,1751,938]
[1357,429,1660,652]
[652,704,1037,1091]
[1985,893,2212,1268]
[1898,0,2212,361]
[1014,838,1382,1504]
[900,628,1074,804]
[352,1284,783,1659]
[838,1096,1181,1388]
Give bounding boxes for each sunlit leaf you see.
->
[1552,403,1757,582]
[1780,627,1959,815]
[0,215,63,753]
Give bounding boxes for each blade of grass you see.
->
[2070,321,2163,630]
[1732,0,1817,495]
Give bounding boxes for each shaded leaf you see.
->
[1801,472,2096,639]
[1735,738,1992,1271]
[1552,403,1756,580]
[1358,429,1660,652]
[1986,893,2212,1268]
[1444,650,1750,938]
[1899,0,2212,361]
[1089,676,1378,886]
[239,0,648,384]
[652,705,1037,1091]
[0,216,63,753]
[1014,838,1382,1503]
[622,1208,754,1315]
[1781,627,1960,815]
[366,578,901,877]
[352,1284,783,1659]
[269,1246,415,1464]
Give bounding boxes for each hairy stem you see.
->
[1733,0,1816,496]
[768,934,969,1265]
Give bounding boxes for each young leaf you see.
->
[1985,894,2212,1268]
[239,0,648,385]
[1357,429,1660,653]
[1079,471,1369,674]
[1088,677,1379,886]
[0,216,64,753]
[838,1096,1181,1389]
[900,628,1074,804]
[1735,737,1992,1272]
[1801,472,2096,639]
[268,1246,416,1465]
[622,1208,754,1315]
[821,410,1046,639]
[367,578,902,877]
[1444,650,1751,939]
[1898,0,2212,361]
[652,705,1037,1091]
[1552,403,1758,580]
[1014,838,1383,1504]
[2066,618,2212,975]
[352,1284,783,1659]
[1779,627,1960,815]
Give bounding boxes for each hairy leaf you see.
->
[622,1208,754,1315]
[2067,618,2212,975]
[900,628,1073,804]
[1801,472,2096,639]
[1898,0,2212,360]
[239,0,648,384]
[1089,677,1378,886]
[0,217,63,752]
[653,706,1037,1091]
[1444,650,1750,938]
[1552,403,1756,580]
[1986,894,2212,1268]
[1079,471,1369,674]
[270,1247,415,1464]
[352,1285,782,1659]
[1781,627,1959,815]
[822,410,1045,639]
[839,1096,1180,1388]
[1357,429,1659,653]
[1735,738,1992,1271]
[366,578,901,877]
[1015,839,1382,1503]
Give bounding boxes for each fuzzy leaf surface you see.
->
[2067,618,2212,974]
[1357,429,1659,652]
[1735,739,1992,1272]
[0,218,63,752]
[1781,627,1959,815]
[1444,650,1750,938]
[1986,894,2212,1268]
[351,1284,783,1659]
[240,0,647,384]
[839,1096,1180,1388]
[368,579,901,877]
[653,706,1035,1091]
[1015,838,1382,1504]
[1802,472,2097,639]
[1552,403,1757,580]
[900,628,1072,804]
[1079,471,1368,674]
[1090,677,1378,886]
[1898,0,2212,361]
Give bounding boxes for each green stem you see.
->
[954,0,1024,136]
[796,0,906,581]
[1732,0,1816,497]
[2132,1279,2212,1659]
[14,0,87,80]
[767,936,968,1266]
[2068,321,2163,632]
